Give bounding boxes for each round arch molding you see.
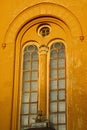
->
[4,2,83,44]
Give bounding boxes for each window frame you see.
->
[47,39,67,130]
[19,42,39,130]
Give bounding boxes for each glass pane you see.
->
[23,61,31,70]
[58,80,65,89]
[58,69,65,78]
[22,115,28,125]
[50,114,57,123]
[32,52,38,60]
[54,125,57,130]
[50,50,57,57]
[58,49,65,57]
[30,104,37,113]
[58,59,65,67]
[50,91,57,101]
[32,61,38,69]
[58,90,65,100]
[50,80,57,90]
[50,70,57,78]
[54,42,62,48]
[50,59,57,68]
[28,45,35,51]
[58,125,66,130]
[31,82,38,91]
[31,71,38,80]
[22,82,30,91]
[50,102,57,112]
[22,104,29,114]
[22,93,29,102]
[30,93,37,102]
[58,113,66,123]
[23,72,30,80]
[21,128,24,130]
[29,115,37,124]
[24,53,30,60]
[54,42,65,49]
[58,101,66,111]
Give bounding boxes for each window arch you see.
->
[49,42,66,130]
[21,44,39,130]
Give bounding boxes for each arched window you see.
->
[49,42,66,130]
[21,45,39,130]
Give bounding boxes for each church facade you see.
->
[0,1,87,130]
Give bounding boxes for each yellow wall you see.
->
[0,0,87,130]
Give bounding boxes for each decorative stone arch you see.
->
[4,2,83,44]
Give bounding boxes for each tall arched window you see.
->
[49,42,66,130]
[21,44,39,130]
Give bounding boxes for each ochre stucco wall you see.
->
[0,1,87,130]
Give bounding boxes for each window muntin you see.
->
[21,45,38,130]
[49,42,66,130]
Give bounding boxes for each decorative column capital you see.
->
[39,45,49,55]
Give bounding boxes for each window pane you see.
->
[28,45,35,51]
[58,125,66,130]
[22,93,29,102]
[23,61,31,70]
[58,90,65,100]
[31,82,38,91]
[22,104,29,114]
[21,127,24,130]
[50,59,57,68]
[32,52,38,60]
[54,42,62,48]
[32,61,38,69]
[22,115,28,125]
[50,114,57,123]
[23,72,30,80]
[50,70,57,78]
[30,93,37,102]
[30,104,37,113]
[58,49,65,57]
[58,79,65,89]
[58,113,66,123]
[24,53,30,60]
[50,91,57,101]
[50,102,57,112]
[58,102,66,111]
[22,82,30,91]
[58,69,65,78]
[29,115,37,124]
[58,58,65,67]
[50,80,57,90]
[53,42,65,49]
[31,71,38,80]
[54,125,57,130]
[50,50,57,57]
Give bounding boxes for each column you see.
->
[38,45,49,116]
